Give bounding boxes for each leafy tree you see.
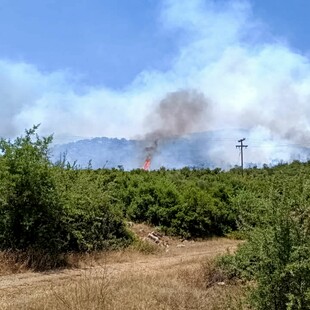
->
[0,126,133,257]
[220,178,310,310]
[0,125,65,252]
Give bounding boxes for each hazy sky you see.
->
[1,0,310,167]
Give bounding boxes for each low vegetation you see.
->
[1,126,310,308]
[0,239,244,310]
[0,126,133,269]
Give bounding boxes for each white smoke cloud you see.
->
[1,0,310,166]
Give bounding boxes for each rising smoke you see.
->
[1,0,310,167]
[145,89,209,140]
[142,89,210,165]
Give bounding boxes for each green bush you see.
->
[55,168,133,251]
[0,126,66,252]
[0,126,133,258]
[219,180,310,310]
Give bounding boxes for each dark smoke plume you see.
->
[143,89,210,161]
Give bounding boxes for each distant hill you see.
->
[50,130,310,170]
[50,131,230,170]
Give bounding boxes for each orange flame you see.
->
[143,158,151,171]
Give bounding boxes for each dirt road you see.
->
[0,238,240,309]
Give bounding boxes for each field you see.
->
[1,128,310,309]
[0,227,243,310]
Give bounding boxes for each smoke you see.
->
[1,0,310,167]
[145,89,209,140]
[142,89,209,163]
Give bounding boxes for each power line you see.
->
[236,138,248,175]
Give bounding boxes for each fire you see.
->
[143,157,151,171]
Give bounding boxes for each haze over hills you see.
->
[51,129,310,170]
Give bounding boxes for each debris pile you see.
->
[146,231,169,248]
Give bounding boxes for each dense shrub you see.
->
[0,126,133,257]
[116,172,238,238]
[55,168,133,251]
[0,126,65,252]
[218,177,310,310]
[3,125,310,299]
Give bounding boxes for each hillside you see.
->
[51,129,310,170]
[51,132,218,170]
[50,130,251,170]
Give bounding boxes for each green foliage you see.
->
[219,174,310,310]
[0,126,132,258]
[0,126,64,252]
[3,124,310,309]
[248,202,310,310]
[54,168,133,251]
[113,170,239,238]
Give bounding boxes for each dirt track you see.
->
[0,238,240,308]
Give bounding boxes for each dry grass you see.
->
[0,229,244,310]
[0,251,28,275]
[0,237,161,276]
[0,223,238,276]
[2,256,248,310]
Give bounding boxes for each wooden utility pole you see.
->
[236,138,248,175]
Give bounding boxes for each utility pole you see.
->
[236,138,248,175]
